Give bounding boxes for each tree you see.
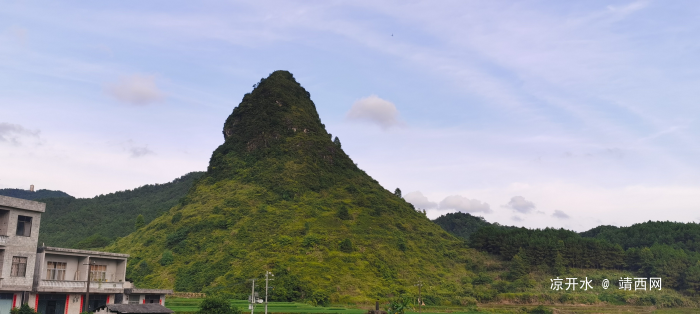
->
[394,188,402,197]
[683,261,700,295]
[339,239,353,253]
[333,136,341,148]
[310,289,330,306]
[337,206,351,220]
[507,248,529,280]
[553,252,566,276]
[197,296,241,314]
[135,214,145,229]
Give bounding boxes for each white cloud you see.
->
[0,123,40,146]
[439,195,492,213]
[123,140,154,158]
[107,74,164,105]
[503,196,536,214]
[346,95,402,129]
[552,210,570,220]
[404,191,437,209]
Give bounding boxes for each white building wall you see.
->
[42,254,81,281]
[0,208,41,290]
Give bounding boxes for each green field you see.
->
[164,298,699,314]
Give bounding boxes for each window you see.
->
[145,295,160,304]
[128,295,140,305]
[90,264,107,281]
[11,256,27,277]
[16,216,32,237]
[46,262,67,280]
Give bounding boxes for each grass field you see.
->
[164,298,699,314]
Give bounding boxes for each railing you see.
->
[39,280,124,290]
[0,236,8,245]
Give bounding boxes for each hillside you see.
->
[433,212,500,240]
[0,188,72,200]
[108,71,477,304]
[38,172,204,248]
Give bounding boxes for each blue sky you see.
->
[2,0,699,231]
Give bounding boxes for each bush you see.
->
[528,305,552,314]
[310,290,330,306]
[11,304,38,314]
[339,239,353,253]
[160,250,174,266]
[337,206,351,220]
[197,296,241,314]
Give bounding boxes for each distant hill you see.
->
[432,212,497,240]
[38,172,204,248]
[108,71,474,304]
[0,188,72,200]
[579,221,700,252]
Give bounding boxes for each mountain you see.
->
[433,212,500,241]
[109,71,475,304]
[38,172,204,248]
[580,221,700,252]
[0,188,72,200]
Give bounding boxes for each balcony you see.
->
[38,280,124,293]
[0,236,8,246]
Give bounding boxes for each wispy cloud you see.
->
[106,74,164,105]
[122,140,154,158]
[503,196,536,214]
[0,122,40,146]
[552,210,570,220]
[439,195,492,214]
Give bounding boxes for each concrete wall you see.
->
[91,258,120,282]
[29,293,116,314]
[66,294,83,314]
[0,207,41,290]
[42,253,82,281]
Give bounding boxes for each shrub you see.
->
[11,304,38,314]
[197,296,241,314]
[160,250,174,266]
[337,206,351,220]
[339,239,353,253]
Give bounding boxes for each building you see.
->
[0,196,171,314]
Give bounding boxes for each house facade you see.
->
[0,196,171,314]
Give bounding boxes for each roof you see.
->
[42,246,129,258]
[101,304,174,314]
[0,195,46,212]
[125,288,173,295]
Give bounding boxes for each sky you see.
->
[2,0,699,231]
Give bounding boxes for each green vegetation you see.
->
[197,296,242,314]
[10,304,39,314]
[108,71,475,303]
[0,188,72,200]
[37,172,204,248]
[432,212,499,241]
[470,224,700,295]
[11,70,685,309]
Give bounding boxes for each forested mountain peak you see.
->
[207,70,358,194]
[0,188,72,201]
[109,71,473,303]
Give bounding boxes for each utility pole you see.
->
[265,271,274,314]
[249,279,256,314]
[83,261,95,312]
[414,280,423,314]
